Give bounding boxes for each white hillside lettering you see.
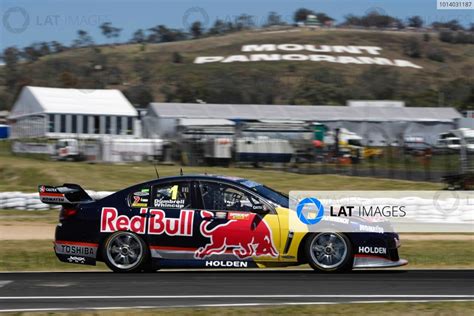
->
[194,44,422,69]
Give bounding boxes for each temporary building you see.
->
[144,102,461,145]
[8,86,139,139]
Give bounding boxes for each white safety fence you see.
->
[0,191,114,211]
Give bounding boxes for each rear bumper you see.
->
[353,255,408,269]
[54,225,98,266]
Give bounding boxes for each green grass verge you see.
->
[0,240,107,272]
[0,154,441,192]
[400,239,474,268]
[4,301,474,315]
[0,239,472,272]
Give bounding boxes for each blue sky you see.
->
[0,0,472,50]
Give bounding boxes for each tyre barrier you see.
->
[0,192,473,225]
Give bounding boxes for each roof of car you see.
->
[127,174,256,190]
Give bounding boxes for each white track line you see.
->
[0,299,472,313]
[0,295,473,300]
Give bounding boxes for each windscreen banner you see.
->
[289,191,474,233]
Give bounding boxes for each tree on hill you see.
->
[265,11,285,27]
[2,47,21,89]
[432,19,464,31]
[190,21,203,38]
[363,11,402,28]
[147,25,186,43]
[293,8,314,23]
[38,42,51,56]
[343,10,403,29]
[21,42,52,62]
[72,30,94,47]
[22,45,41,62]
[130,29,146,43]
[99,22,122,43]
[343,15,361,26]
[234,14,255,30]
[208,19,233,35]
[408,16,423,28]
[316,13,334,25]
[50,41,67,53]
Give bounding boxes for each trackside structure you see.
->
[8,86,139,139]
[144,102,461,145]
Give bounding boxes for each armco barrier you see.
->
[0,191,113,211]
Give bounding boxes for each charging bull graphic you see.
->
[195,211,279,259]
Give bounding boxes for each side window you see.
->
[200,182,261,212]
[152,182,191,209]
[128,187,151,208]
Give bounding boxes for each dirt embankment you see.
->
[0,222,56,240]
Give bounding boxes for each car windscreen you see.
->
[238,179,289,208]
[253,185,289,208]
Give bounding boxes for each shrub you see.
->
[439,31,454,43]
[403,37,422,58]
[172,52,183,63]
[427,48,445,62]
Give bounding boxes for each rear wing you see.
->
[38,183,94,205]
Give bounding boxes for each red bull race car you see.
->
[39,175,407,272]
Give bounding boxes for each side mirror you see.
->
[252,203,270,214]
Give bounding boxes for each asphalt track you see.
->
[0,270,473,312]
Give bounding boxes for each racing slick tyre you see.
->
[305,232,353,272]
[103,231,150,273]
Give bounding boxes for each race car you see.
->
[39,175,407,272]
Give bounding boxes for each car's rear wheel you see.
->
[104,231,149,272]
[305,232,353,272]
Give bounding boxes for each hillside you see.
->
[1,28,473,109]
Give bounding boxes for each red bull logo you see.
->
[194,211,279,259]
[100,207,194,236]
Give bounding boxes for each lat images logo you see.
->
[296,197,325,225]
[2,7,30,34]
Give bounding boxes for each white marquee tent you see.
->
[8,86,139,139]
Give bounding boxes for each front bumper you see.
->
[353,255,408,268]
[351,233,407,268]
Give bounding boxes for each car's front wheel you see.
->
[103,231,149,272]
[305,232,353,272]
